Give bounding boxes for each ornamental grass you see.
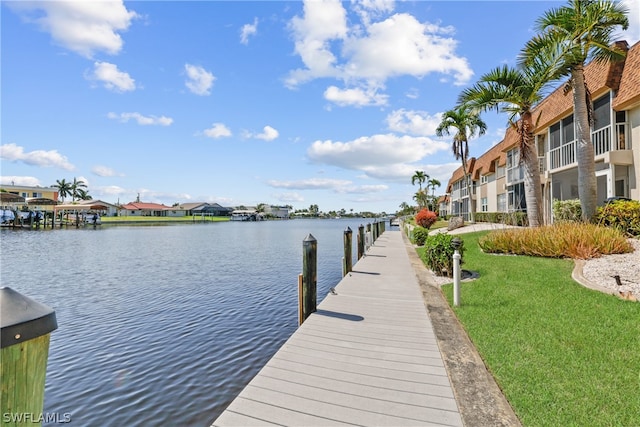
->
[478,222,633,260]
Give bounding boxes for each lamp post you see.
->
[451,237,462,306]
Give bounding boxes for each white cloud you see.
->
[203,123,232,139]
[88,61,136,92]
[7,1,138,58]
[185,64,215,96]
[240,18,258,45]
[286,1,473,104]
[620,0,640,44]
[342,13,472,85]
[307,133,449,170]
[92,165,124,177]
[0,143,74,171]
[272,192,305,203]
[107,112,173,126]
[324,86,388,107]
[267,178,387,195]
[352,0,395,26]
[286,0,348,86]
[254,126,279,141]
[0,176,42,187]
[386,109,443,136]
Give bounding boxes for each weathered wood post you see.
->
[1,287,58,426]
[343,227,352,276]
[357,224,365,260]
[373,220,378,242]
[366,223,372,250]
[300,234,317,325]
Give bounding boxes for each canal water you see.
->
[0,218,377,426]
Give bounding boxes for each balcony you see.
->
[548,124,631,171]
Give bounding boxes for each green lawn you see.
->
[419,231,640,426]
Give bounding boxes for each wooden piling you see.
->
[343,227,352,276]
[301,234,317,324]
[357,224,365,260]
[1,288,57,427]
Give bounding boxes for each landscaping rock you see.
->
[447,216,464,231]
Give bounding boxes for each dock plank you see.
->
[213,231,463,427]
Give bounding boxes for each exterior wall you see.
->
[1,185,58,201]
[629,107,640,200]
[265,205,290,219]
[166,209,188,217]
[486,174,499,212]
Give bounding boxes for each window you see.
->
[497,193,506,212]
[32,192,43,198]
[506,148,524,184]
[593,95,611,130]
[536,134,546,157]
[562,115,574,144]
[480,175,488,184]
[550,122,561,149]
[481,197,488,212]
[507,183,527,212]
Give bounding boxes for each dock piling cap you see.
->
[1,287,57,349]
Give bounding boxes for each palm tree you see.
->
[521,0,629,221]
[70,177,87,202]
[458,61,557,227]
[411,171,428,192]
[75,188,92,201]
[436,106,487,223]
[53,179,72,202]
[413,190,429,210]
[427,178,441,210]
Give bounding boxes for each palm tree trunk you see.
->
[461,159,475,223]
[522,148,543,227]
[572,66,597,221]
[521,114,543,227]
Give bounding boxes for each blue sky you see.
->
[2,0,638,213]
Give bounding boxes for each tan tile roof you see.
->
[613,41,640,110]
[472,136,510,180]
[446,157,476,192]
[121,202,171,210]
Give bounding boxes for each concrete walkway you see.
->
[213,230,463,427]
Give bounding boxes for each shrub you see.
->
[553,199,582,222]
[415,208,437,229]
[479,222,632,260]
[475,212,528,226]
[595,199,640,236]
[420,233,465,277]
[412,226,429,246]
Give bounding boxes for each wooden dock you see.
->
[213,230,463,426]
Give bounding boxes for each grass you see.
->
[429,231,640,426]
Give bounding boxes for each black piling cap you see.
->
[303,233,317,243]
[344,226,352,234]
[1,287,57,349]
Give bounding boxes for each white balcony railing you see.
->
[547,124,630,171]
[593,126,610,155]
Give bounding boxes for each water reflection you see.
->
[0,219,371,426]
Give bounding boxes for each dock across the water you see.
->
[213,230,463,426]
